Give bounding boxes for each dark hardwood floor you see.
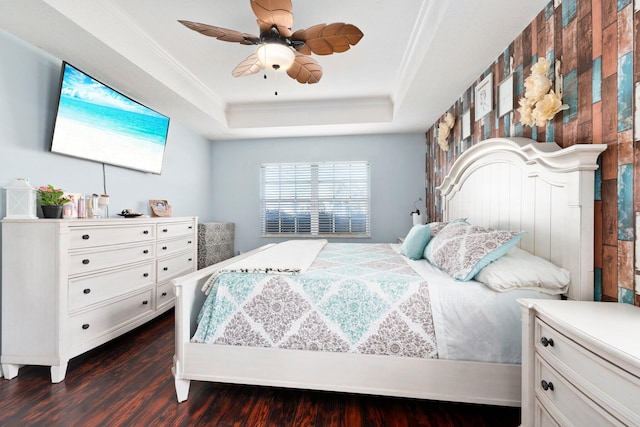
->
[0,310,521,426]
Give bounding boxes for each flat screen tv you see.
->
[50,62,170,174]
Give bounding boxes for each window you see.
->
[260,161,370,237]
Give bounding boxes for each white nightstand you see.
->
[519,299,640,426]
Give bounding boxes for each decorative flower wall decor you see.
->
[517,57,568,127]
[437,112,455,151]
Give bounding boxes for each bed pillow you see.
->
[427,218,468,237]
[424,221,523,281]
[400,224,431,260]
[474,246,570,294]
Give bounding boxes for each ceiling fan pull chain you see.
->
[274,68,279,96]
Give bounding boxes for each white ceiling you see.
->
[0,0,547,141]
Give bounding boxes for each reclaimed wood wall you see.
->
[425,0,638,305]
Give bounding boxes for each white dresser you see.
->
[1,216,197,382]
[519,299,640,426]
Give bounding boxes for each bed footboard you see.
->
[171,245,275,403]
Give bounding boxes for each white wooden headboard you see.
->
[436,137,606,301]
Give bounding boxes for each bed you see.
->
[172,137,606,406]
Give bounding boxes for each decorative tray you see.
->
[117,213,143,218]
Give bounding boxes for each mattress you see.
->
[191,242,557,364]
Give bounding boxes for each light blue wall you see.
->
[0,29,213,220]
[209,134,426,253]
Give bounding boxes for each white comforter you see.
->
[399,245,558,364]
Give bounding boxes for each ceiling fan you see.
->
[178,0,363,84]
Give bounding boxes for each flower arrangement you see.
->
[517,58,569,127]
[438,112,455,151]
[37,184,70,206]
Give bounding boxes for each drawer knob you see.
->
[162,292,168,297]
[83,288,91,294]
[82,259,90,265]
[188,258,193,262]
[540,380,554,391]
[163,228,168,233]
[82,324,90,330]
[188,240,192,244]
[540,337,554,347]
[142,300,149,305]
[143,230,149,234]
[162,246,168,250]
[143,249,149,254]
[163,267,169,271]
[82,234,90,240]
[143,273,149,278]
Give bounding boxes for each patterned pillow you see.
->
[424,221,523,281]
[427,218,468,237]
[422,218,468,259]
[400,224,431,260]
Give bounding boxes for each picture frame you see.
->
[462,109,472,139]
[474,73,493,120]
[149,199,172,217]
[498,74,514,117]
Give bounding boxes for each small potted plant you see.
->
[37,184,70,218]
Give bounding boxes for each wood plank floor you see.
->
[0,310,521,426]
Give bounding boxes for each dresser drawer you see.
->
[156,281,175,310]
[535,399,560,427]
[535,355,623,426]
[156,235,195,257]
[68,262,155,312]
[70,288,154,349]
[536,318,640,424]
[70,225,155,249]
[157,252,195,282]
[70,243,155,275]
[157,222,195,240]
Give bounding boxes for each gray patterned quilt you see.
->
[191,243,438,359]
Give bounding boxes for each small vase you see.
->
[41,205,63,219]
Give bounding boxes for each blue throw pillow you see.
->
[400,224,431,260]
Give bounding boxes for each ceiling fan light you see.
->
[257,43,295,71]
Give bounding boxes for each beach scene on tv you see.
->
[50,63,169,174]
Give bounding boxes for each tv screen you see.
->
[50,62,170,174]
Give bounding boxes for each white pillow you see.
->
[474,247,570,294]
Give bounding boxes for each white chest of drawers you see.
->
[1,216,197,382]
[519,299,640,427]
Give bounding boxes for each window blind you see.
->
[260,161,370,237]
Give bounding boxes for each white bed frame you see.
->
[172,137,606,406]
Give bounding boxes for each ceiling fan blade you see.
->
[250,0,293,37]
[292,23,363,55]
[178,20,260,45]
[287,53,322,84]
[232,53,264,77]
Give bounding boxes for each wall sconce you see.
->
[4,178,37,219]
[410,197,423,225]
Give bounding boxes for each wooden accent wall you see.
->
[425,0,638,305]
